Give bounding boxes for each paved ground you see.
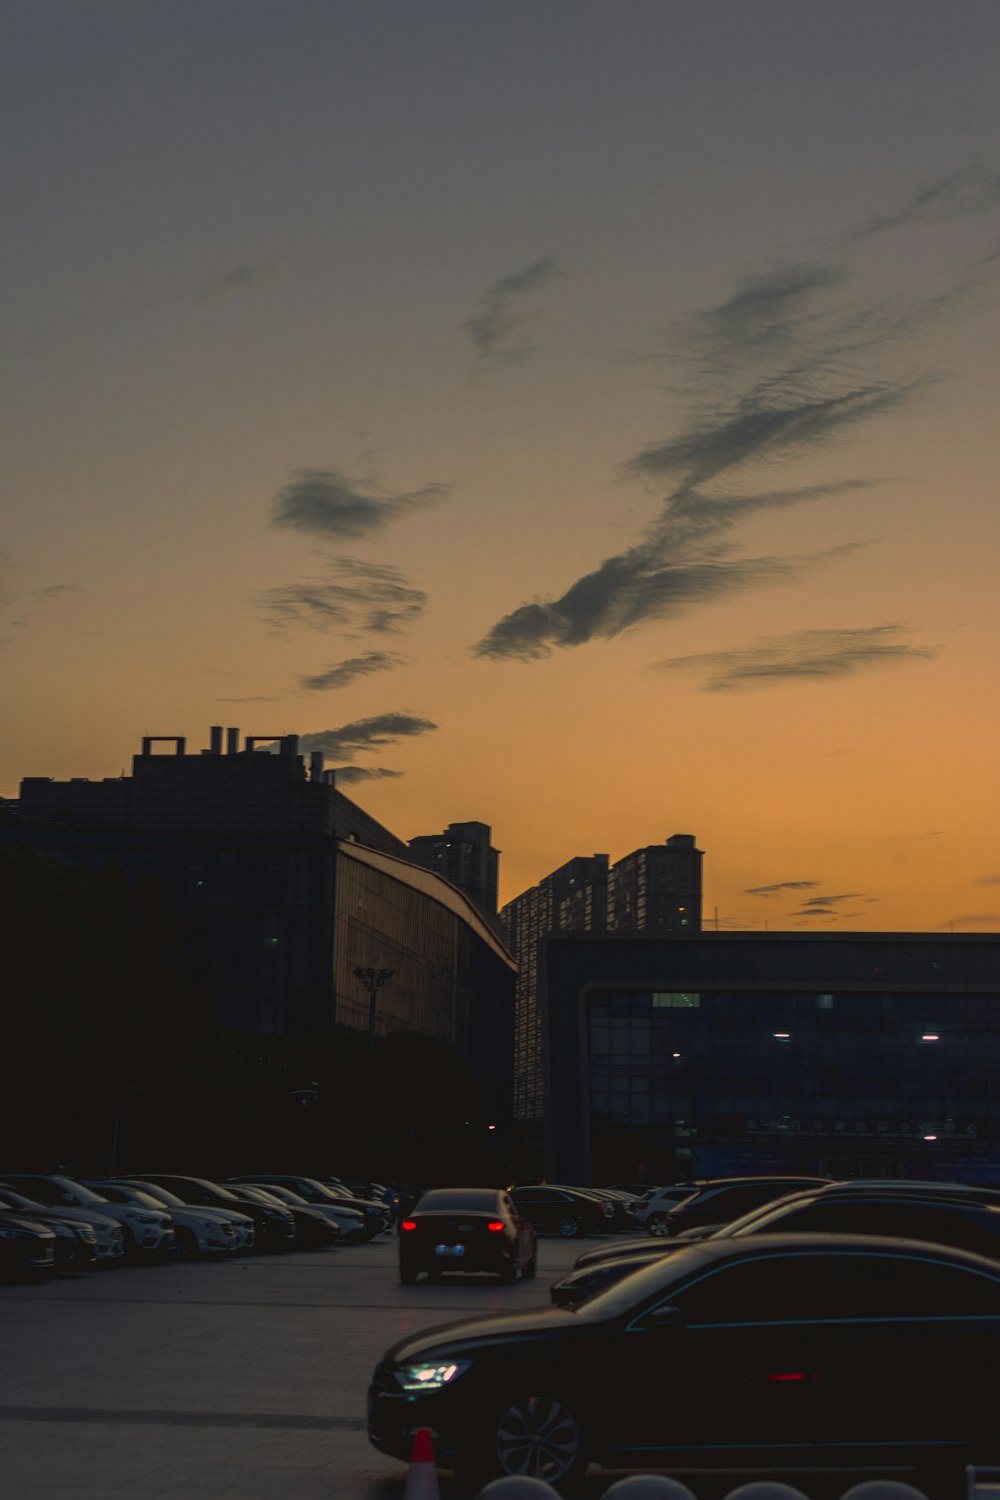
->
[0,1234,987,1500]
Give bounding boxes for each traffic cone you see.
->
[403,1426,441,1500]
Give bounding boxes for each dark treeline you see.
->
[1,846,520,1186]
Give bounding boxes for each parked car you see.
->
[550,1188,1000,1307]
[228,1181,365,1244]
[129,1175,296,1251]
[0,1214,57,1279]
[227,1175,383,1240]
[0,1189,97,1270]
[0,1173,174,1258]
[116,1179,253,1255]
[370,1233,1000,1489]
[629,1183,703,1233]
[603,1183,658,1197]
[399,1187,537,1285]
[226,1185,341,1250]
[0,1180,127,1262]
[315,1176,392,1234]
[84,1179,245,1260]
[653,1176,834,1236]
[563,1186,631,1231]
[509,1185,610,1238]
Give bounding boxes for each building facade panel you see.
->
[544,932,1000,1186]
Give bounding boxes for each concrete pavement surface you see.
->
[0,1234,984,1500]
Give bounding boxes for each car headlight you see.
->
[0,1228,16,1239]
[125,1212,161,1224]
[394,1360,471,1393]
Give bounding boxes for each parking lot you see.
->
[0,1232,590,1500]
[2,1233,994,1500]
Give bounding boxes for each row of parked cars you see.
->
[0,1169,397,1279]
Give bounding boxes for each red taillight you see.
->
[401,1220,417,1232]
[487,1221,505,1232]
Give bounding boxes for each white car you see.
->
[630,1184,701,1235]
[0,1174,173,1256]
[85,1180,247,1259]
[116,1179,255,1254]
[0,1184,125,1262]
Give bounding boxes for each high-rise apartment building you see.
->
[501,854,610,1120]
[607,834,703,935]
[408,820,499,917]
[501,837,703,1121]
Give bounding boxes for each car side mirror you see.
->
[645,1304,686,1329]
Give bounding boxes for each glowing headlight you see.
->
[395,1360,471,1392]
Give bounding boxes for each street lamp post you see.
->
[355,966,394,1047]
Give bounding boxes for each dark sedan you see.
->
[550,1188,1000,1306]
[370,1233,1000,1490]
[659,1175,833,1235]
[509,1185,609,1238]
[399,1187,537,1284]
[226,1185,341,1250]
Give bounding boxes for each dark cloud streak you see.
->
[465,256,566,363]
[255,558,427,637]
[650,625,936,692]
[270,469,449,541]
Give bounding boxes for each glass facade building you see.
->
[544,933,1000,1185]
[334,842,516,1119]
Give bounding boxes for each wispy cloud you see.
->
[474,479,867,661]
[474,175,999,663]
[333,765,404,785]
[0,577,80,648]
[269,469,450,541]
[465,256,567,363]
[841,166,1000,244]
[297,651,407,692]
[939,912,1000,930]
[200,262,274,299]
[790,892,873,921]
[256,558,427,636]
[745,881,822,898]
[649,625,936,692]
[977,875,1000,887]
[297,712,437,763]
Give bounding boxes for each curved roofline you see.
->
[336,838,516,970]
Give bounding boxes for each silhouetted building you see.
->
[5,728,515,1113]
[542,931,1000,1185]
[408,821,499,917]
[501,854,610,1121]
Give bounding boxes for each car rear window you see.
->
[414,1189,500,1213]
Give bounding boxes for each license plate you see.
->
[434,1244,466,1256]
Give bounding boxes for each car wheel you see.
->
[646,1213,669,1236]
[399,1265,418,1285]
[171,1227,199,1260]
[557,1215,581,1239]
[489,1393,586,1488]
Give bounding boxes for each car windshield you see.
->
[414,1189,500,1213]
[92,1184,165,1210]
[249,1184,305,1205]
[127,1182,184,1208]
[575,1243,714,1321]
[11,1178,109,1206]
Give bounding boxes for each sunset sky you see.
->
[4,0,999,932]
